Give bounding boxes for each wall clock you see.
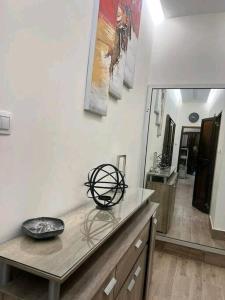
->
[189,112,199,123]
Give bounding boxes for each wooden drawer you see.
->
[144,212,158,300]
[93,270,117,300]
[114,222,150,296]
[116,246,147,300]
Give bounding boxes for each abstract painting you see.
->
[109,1,129,99]
[124,0,143,88]
[84,1,118,115]
[154,89,166,137]
[84,0,143,115]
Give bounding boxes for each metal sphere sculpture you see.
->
[85,164,128,210]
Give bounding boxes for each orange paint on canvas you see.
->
[92,5,116,89]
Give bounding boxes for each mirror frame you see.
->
[140,83,225,256]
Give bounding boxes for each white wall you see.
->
[0,0,154,243]
[146,90,209,173]
[172,101,209,168]
[145,89,180,172]
[206,90,225,230]
[150,13,225,85]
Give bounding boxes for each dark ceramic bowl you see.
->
[22,217,64,240]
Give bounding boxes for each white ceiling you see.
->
[181,89,211,103]
[161,0,225,18]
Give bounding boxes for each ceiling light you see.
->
[149,0,165,26]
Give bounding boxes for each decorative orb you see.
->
[85,164,128,210]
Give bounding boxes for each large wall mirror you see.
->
[144,88,225,253]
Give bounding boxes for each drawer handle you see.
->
[127,278,136,292]
[135,239,143,249]
[104,277,117,296]
[134,266,141,278]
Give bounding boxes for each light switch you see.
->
[0,111,11,135]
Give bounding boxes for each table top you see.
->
[148,165,176,178]
[0,188,155,282]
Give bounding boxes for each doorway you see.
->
[178,126,201,179]
[193,113,222,213]
[162,115,176,167]
[166,114,221,216]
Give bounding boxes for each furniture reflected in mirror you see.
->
[146,113,177,234]
[144,88,225,254]
[146,166,178,234]
[178,127,201,179]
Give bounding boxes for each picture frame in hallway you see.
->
[157,90,166,137]
[154,90,161,126]
[154,89,166,136]
[154,96,160,114]
[154,89,160,114]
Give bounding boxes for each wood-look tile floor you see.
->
[160,176,225,250]
[149,249,225,300]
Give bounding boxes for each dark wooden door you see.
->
[162,115,176,166]
[192,114,221,213]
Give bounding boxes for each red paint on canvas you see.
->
[99,0,119,27]
[131,0,142,37]
[120,0,142,38]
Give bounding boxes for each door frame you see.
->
[162,115,176,167]
[177,125,201,171]
[192,114,222,213]
[140,83,225,188]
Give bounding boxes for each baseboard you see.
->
[209,216,225,241]
[156,239,225,268]
[157,234,225,255]
[156,240,205,261]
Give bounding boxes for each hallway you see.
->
[160,176,225,250]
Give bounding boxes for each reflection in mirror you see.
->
[145,88,225,251]
[81,208,121,248]
[162,115,176,167]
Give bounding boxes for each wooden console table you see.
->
[0,188,158,300]
[147,165,176,184]
[146,167,177,234]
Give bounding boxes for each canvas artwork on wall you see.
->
[124,0,143,88]
[84,0,143,115]
[84,1,117,115]
[109,0,128,100]
[154,89,166,137]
